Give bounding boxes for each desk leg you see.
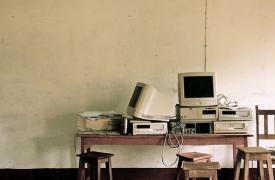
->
[81,140,84,153]
[80,138,92,153]
[232,144,237,165]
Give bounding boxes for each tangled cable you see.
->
[217,94,238,108]
[161,132,184,167]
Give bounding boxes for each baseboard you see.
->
[0,168,266,180]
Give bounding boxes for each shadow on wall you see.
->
[32,113,77,168]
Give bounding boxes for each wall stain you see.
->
[0,38,4,45]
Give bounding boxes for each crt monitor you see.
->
[126,82,174,122]
[178,72,217,106]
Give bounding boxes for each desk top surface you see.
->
[76,132,253,138]
[76,132,253,146]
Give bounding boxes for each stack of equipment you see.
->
[213,107,252,133]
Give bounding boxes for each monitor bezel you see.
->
[178,72,217,107]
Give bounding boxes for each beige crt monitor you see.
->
[178,72,217,107]
[126,82,174,122]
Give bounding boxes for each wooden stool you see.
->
[234,146,274,180]
[183,162,220,180]
[176,152,212,180]
[77,151,114,180]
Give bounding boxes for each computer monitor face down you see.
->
[127,82,174,122]
[178,72,217,107]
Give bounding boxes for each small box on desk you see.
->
[77,116,121,131]
[129,120,168,135]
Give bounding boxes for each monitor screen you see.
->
[128,86,143,108]
[184,76,214,98]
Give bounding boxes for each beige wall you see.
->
[0,0,275,168]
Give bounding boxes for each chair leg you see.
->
[88,163,93,180]
[243,154,250,180]
[176,159,183,180]
[96,161,101,180]
[106,158,113,180]
[208,157,214,180]
[184,170,189,180]
[258,160,264,180]
[266,154,274,180]
[90,163,96,180]
[234,151,241,180]
[78,158,86,180]
[213,170,218,180]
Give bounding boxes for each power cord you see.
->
[161,120,184,167]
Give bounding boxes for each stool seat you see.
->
[183,162,220,180]
[77,151,114,160]
[237,146,270,154]
[176,152,212,180]
[77,151,114,180]
[177,152,212,162]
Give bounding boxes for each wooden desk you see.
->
[76,133,252,165]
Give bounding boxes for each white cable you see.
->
[161,132,183,167]
[168,133,182,148]
[217,94,238,108]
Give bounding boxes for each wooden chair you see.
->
[176,151,212,180]
[233,105,275,180]
[77,151,114,180]
[182,162,220,180]
[256,105,275,178]
[256,105,275,160]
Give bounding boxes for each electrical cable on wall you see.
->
[162,0,209,166]
[204,0,208,72]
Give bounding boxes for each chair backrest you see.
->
[256,105,275,146]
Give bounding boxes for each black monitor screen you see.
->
[128,86,143,108]
[184,76,214,98]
